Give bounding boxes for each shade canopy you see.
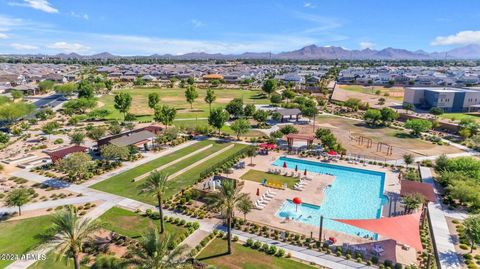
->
[333,212,423,251]
[283,161,287,168]
[400,180,436,202]
[259,143,277,150]
[327,150,337,156]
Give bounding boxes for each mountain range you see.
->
[6,44,480,60]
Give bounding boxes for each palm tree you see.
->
[49,206,100,269]
[138,171,168,234]
[206,179,249,254]
[237,198,254,221]
[124,228,187,269]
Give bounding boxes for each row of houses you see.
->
[338,66,480,87]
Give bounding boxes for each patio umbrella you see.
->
[304,169,307,176]
[295,165,298,172]
[283,161,287,168]
[293,197,302,212]
[256,188,260,196]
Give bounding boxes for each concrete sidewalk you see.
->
[420,166,462,269]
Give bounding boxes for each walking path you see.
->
[167,144,234,180]
[419,166,462,269]
[230,229,373,269]
[134,143,212,181]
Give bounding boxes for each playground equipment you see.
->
[377,142,393,156]
[350,135,393,156]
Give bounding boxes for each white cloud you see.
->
[10,43,38,50]
[190,19,205,28]
[359,41,375,49]
[431,30,480,46]
[291,11,342,34]
[9,0,58,13]
[303,2,315,8]
[0,33,8,39]
[70,11,89,20]
[47,41,91,53]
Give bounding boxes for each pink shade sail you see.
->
[333,212,423,251]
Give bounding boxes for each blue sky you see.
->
[0,0,479,55]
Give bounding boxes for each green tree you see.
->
[0,132,10,144]
[208,107,229,134]
[0,102,35,123]
[49,206,100,269]
[270,94,282,104]
[42,121,60,137]
[114,92,132,119]
[403,103,415,113]
[237,197,254,221]
[206,179,250,254]
[10,90,23,101]
[380,107,398,125]
[124,229,186,268]
[69,132,85,145]
[184,86,198,109]
[464,215,480,253]
[134,77,146,86]
[148,93,160,110]
[38,80,54,92]
[187,77,195,85]
[100,144,130,162]
[54,83,77,97]
[5,188,30,215]
[87,127,106,142]
[364,109,382,126]
[154,105,176,129]
[59,152,93,182]
[230,119,250,140]
[403,193,424,213]
[138,171,169,234]
[282,89,296,103]
[403,153,414,168]
[77,80,94,99]
[63,98,97,114]
[430,107,444,116]
[244,104,256,118]
[225,98,244,119]
[344,98,361,111]
[315,128,338,150]
[279,125,298,135]
[301,104,318,132]
[404,119,432,136]
[204,88,216,113]
[104,80,113,91]
[253,110,268,125]
[262,79,277,96]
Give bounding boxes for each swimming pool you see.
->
[273,157,387,237]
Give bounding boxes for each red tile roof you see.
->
[46,145,89,162]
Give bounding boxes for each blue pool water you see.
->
[273,157,387,238]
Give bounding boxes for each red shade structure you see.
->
[259,143,277,150]
[333,212,423,251]
[327,150,337,156]
[256,188,260,196]
[292,197,302,212]
[400,180,436,203]
[304,169,307,176]
[283,161,287,168]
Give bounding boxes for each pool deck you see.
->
[229,151,416,265]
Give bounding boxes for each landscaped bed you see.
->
[240,169,299,189]
[196,237,317,269]
[0,215,53,268]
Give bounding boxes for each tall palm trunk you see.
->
[157,193,164,234]
[18,206,21,216]
[72,250,80,269]
[227,216,232,254]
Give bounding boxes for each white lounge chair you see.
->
[267,189,277,196]
[265,192,275,198]
[261,194,272,201]
[255,201,265,209]
[257,199,268,205]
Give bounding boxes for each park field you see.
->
[438,112,480,123]
[338,84,404,101]
[0,215,53,268]
[92,141,248,202]
[97,87,270,120]
[197,238,317,269]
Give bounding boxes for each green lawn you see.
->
[164,143,249,198]
[30,207,187,269]
[92,140,234,203]
[98,207,187,238]
[98,87,269,120]
[0,215,53,268]
[240,169,299,189]
[438,112,480,123]
[197,238,317,269]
